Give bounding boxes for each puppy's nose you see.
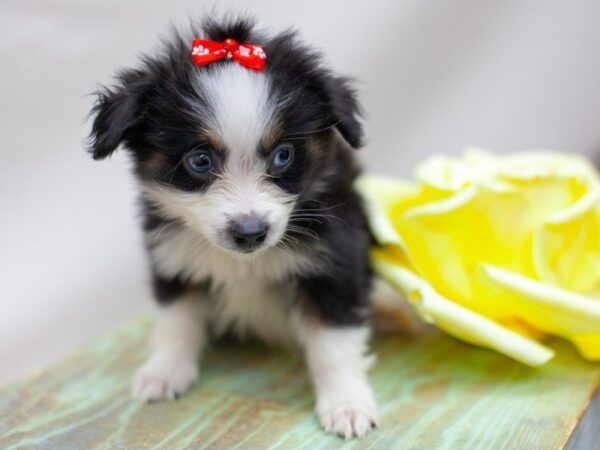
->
[230,215,268,250]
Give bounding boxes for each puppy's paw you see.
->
[131,355,198,402]
[316,389,378,439]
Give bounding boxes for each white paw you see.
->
[316,388,378,439]
[131,355,198,402]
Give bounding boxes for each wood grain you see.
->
[1,318,598,449]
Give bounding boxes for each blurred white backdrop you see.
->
[1,0,599,386]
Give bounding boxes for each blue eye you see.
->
[272,143,294,170]
[185,150,212,175]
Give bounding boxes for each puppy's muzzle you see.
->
[229,214,269,252]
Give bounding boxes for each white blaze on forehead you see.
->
[197,64,275,157]
[172,65,296,253]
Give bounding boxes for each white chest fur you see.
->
[209,274,299,345]
[149,226,316,345]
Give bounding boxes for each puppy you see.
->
[88,17,377,438]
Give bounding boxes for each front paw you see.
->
[316,388,378,439]
[131,355,198,402]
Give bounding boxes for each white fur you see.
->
[147,221,321,345]
[132,292,208,401]
[299,325,378,439]
[196,64,275,155]
[210,275,304,345]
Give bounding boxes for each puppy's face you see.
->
[139,65,297,255]
[89,20,363,255]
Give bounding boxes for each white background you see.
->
[1,0,599,386]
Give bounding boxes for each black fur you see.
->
[297,196,372,325]
[88,17,371,327]
[152,273,213,305]
[152,273,186,305]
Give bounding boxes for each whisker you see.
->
[287,225,320,240]
[283,234,310,250]
[283,121,342,138]
[289,212,349,227]
[289,217,323,225]
[292,202,346,213]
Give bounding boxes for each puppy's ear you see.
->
[327,77,364,149]
[88,70,150,160]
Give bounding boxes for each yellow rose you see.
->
[357,148,600,365]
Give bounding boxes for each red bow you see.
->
[191,38,266,71]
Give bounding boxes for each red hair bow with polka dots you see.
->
[191,38,266,71]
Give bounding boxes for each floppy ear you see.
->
[327,77,364,149]
[88,70,150,160]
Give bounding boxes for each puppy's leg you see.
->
[132,292,208,402]
[302,324,378,439]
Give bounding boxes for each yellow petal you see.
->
[393,184,540,317]
[570,333,600,360]
[371,252,555,366]
[354,175,415,246]
[533,191,600,296]
[480,264,600,330]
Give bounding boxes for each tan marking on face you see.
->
[143,152,169,177]
[199,128,225,153]
[260,119,284,155]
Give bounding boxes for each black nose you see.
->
[230,215,268,250]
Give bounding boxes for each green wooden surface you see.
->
[1,318,599,449]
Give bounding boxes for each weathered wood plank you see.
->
[1,318,598,449]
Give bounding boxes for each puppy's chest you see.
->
[209,275,299,345]
[151,227,316,344]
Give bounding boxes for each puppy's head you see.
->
[89,17,363,255]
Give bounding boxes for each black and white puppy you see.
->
[89,17,376,438]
